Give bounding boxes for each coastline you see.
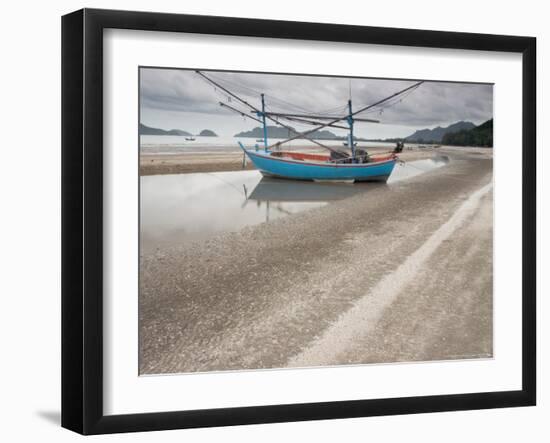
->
[139,145,449,176]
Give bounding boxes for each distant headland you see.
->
[235,125,353,141]
[366,119,492,147]
[139,123,218,137]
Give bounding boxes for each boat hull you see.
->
[244,150,396,182]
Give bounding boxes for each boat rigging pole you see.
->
[260,93,268,149]
[278,115,350,130]
[347,99,355,159]
[196,70,342,154]
[262,112,379,123]
[219,102,263,124]
[264,81,424,151]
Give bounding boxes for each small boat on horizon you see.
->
[342,141,357,147]
[185,136,196,141]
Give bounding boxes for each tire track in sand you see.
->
[287,180,493,368]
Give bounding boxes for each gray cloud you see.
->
[140,68,493,137]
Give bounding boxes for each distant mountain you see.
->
[405,121,476,143]
[199,129,218,137]
[139,123,192,136]
[442,119,493,147]
[235,125,340,140]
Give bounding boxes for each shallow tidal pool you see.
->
[140,156,448,252]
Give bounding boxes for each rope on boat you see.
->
[203,71,350,116]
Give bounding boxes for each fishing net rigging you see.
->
[200,71,422,122]
[200,71,353,117]
[196,69,423,160]
[353,83,422,117]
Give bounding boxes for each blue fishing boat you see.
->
[196,70,423,182]
[241,147,397,182]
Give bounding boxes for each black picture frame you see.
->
[62,8,536,435]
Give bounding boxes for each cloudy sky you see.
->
[140,68,493,139]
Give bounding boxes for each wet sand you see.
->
[139,146,493,374]
[140,152,256,175]
[139,145,437,176]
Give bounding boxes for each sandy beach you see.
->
[139,146,493,374]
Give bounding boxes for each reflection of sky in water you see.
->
[140,171,331,252]
[140,157,448,252]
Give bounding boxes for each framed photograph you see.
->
[62,8,536,435]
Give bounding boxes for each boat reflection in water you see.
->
[244,177,372,222]
[245,155,450,222]
[141,170,347,252]
[140,156,449,252]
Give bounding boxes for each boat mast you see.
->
[259,93,268,150]
[347,99,355,160]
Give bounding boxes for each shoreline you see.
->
[139,145,473,176]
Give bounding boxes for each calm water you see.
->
[140,156,448,252]
[140,135,396,154]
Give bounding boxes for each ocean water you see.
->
[140,135,396,154]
